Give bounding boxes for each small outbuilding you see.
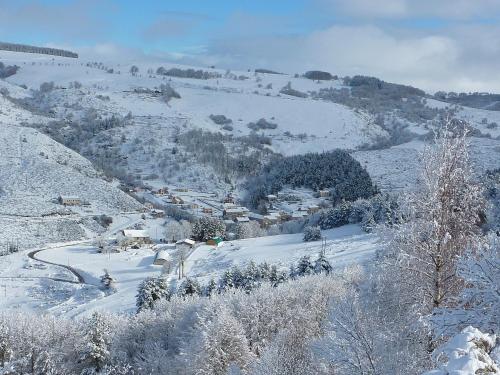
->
[153,250,171,265]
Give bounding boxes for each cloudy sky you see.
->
[1,0,500,92]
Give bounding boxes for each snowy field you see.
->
[0,224,379,317]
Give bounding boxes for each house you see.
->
[122,229,151,244]
[318,189,330,198]
[156,187,168,195]
[144,202,154,209]
[150,209,165,218]
[224,195,235,204]
[223,206,250,220]
[58,195,81,206]
[308,205,320,214]
[153,250,171,265]
[202,207,213,215]
[189,203,199,210]
[266,194,278,201]
[291,211,308,220]
[176,238,195,249]
[235,216,250,223]
[207,237,223,246]
[171,196,184,205]
[174,187,189,192]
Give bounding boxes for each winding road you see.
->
[28,247,86,284]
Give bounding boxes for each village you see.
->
[51,185,334,278]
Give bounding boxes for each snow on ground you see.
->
[0,223,379,317]
[354,138,500,192]
[185,224,380,285]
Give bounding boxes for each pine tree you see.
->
[100,269,114,290]
[178,278,202,297]
[258,262,271,281]
[0,318,10,368]
[242,261,261,292]
[296,256,314,276]
[219,269,235,291]
[192,217,226,241]
[314,253,333,274]
[82,312,111,373]
[204,278,217,297]
[269,265,289,287]
[198,307,253,374]
[136,276,170,312]
[303,226,322,242]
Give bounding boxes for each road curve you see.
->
[28,248,86,284]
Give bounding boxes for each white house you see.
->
[121,229,151,244]
[58,195,81,206]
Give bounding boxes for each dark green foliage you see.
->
[177,278,202,297]
[255,68,283,75]
[157,67,221,80]
[303,226,322,242]
[304,70,333,80]
[136,277,171,312]
[245,150,378,208]
[313,75,443,126]
[192,217,226,241]
[209,114,232,125]
[247,118,278,131]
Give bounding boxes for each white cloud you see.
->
[323,0,500,19]
[194,24,500,92]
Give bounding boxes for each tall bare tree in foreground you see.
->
[392,120,486,314]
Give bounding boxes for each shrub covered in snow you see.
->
[279,82,308,98]
[0,62,19,78]
[303,226,322,242]
[424,327,498,375]
[209,114,233,125]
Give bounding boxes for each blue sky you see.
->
[1,0,500,91]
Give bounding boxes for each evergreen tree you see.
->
[192,217,226,241]
[219,269,235,291]
[0,318,10,368]
[204,278,217,297]
[296,256,314,276]
[258,262,272,281]
[242,261,261,292]
[178,278,202,297]
[314,253,333,274]
[100,269,114,290]
[136,277,170,312]
[269,265,289,287]
[81,312,111,373]
[303,226,322,242]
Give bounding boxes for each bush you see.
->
[209,114,232,125]
[247,118,278,131]
[0,62,19,78]
[303,226,322,242]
